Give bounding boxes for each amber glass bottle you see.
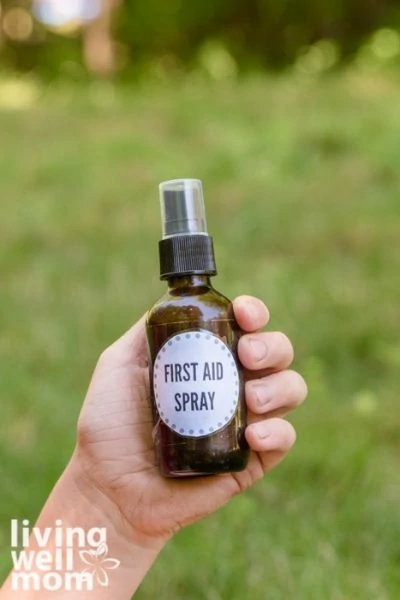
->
[146,179,249,477]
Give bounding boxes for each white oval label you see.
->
[153,330,240,438]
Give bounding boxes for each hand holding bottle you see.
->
[77,294,306,544]
[1,296,306,599]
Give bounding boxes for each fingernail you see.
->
[249,382,272,408]
[248,337,267,361]
[253,422,271,440]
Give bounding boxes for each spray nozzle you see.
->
[159,179,208,238]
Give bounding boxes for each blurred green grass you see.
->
[1,71,399,599]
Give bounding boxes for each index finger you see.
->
[233,295,269,332]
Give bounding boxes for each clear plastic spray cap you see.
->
[159,179,208,238]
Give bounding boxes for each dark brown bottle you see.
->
[146,179,249,477]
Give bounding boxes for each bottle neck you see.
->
[167,274,212,291]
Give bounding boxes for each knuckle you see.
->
[237,336,253,364]
[97,343,117,368]
[76,416,92,447]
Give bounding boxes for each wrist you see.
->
[2,452,166,599]
[66,448,168,558]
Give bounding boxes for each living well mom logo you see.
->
[10,519,120,592]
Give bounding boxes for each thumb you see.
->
[97,313,149,371]
[79,313,150,435]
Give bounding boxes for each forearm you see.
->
[0,452,165,599]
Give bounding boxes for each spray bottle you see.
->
[146,179,249,477]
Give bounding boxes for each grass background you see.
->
[0,71,399,599]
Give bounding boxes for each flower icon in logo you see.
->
[79,542,120,587]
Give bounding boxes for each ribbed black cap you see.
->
[159,234,217,280]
